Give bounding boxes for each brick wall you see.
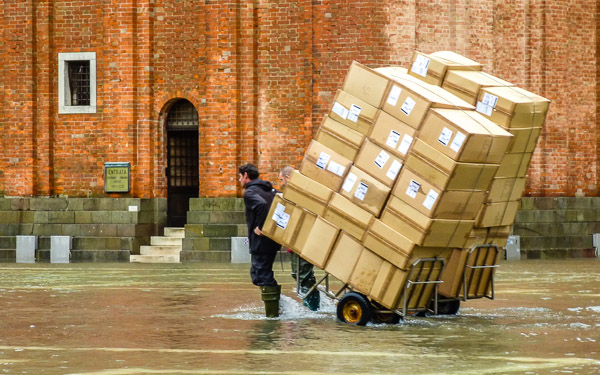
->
[0,0,597,198]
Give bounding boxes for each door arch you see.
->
[165,99,199,227]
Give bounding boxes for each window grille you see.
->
[68,61,91,106]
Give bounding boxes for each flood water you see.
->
[1,258,599,374]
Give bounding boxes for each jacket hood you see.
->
[245,178,274,191]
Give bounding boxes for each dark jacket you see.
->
[243,179,281,255]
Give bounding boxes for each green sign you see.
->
[104,162,130,193]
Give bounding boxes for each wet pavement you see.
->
[1,258,599,374]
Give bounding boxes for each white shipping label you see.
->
[423,189,439,210]
[386,160,403,180]
[347,104,362,123]
[332,102,349,120]
[275,202,286,216]
[276,211,290,229]
[411,55,430,77]
[482,92,499,108]
[342,172,358,193]
[400,96,417,116]
[354,182,369,201]
[406,180,421,199]
[374,150,390,169]
[316,152,330,170]
[386,85,402,106]
[398,134,414,155]
[386,130,401,149]
[476,101,493,116]
[438,127,453,147]
[327,160,346,176]
[450,131,467,153]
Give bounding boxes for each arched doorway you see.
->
[166,99,199,227]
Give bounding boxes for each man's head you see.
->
[279,166,294,189]
[238,163,259,188]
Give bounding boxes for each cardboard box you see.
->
[408,50,482,86]
[299,140,352,191]
[405,139,498,191]
[354,138,405,188]
[487,177,527,202]
[315,115,365,161]
[324,232,364,284]
[262,195,305,248]
[297,214,340,268]
[495,152,533,178]
[368,110,417,158]
[418,108,513,164]
[342,61,394,108]
[402,259,445,310]
[464,227,488,248]
[392,166,486,220]
[442,70,513,106]
[324,193,374,240]
[506,126,542,153]
[475,86,551,129]
[439,245,499,298]
[369,262,408,310]
[476,200,520,227]
[349,248,385,296]
[283,170,333,216]
[381,195,474,248]
[339,166,391,216]
[328,90,378,135]
[373,70,474,129]
[438,248,468,298]
[363,219,415,270]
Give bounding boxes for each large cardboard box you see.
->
[475,86,551,129]
[262,195,305,248]
[349,248,385,296]
[283,170,333,216]
[442,70,513,106]
[381,195,473,248]
[476,200,520,227]
[369,262,408,310]
[299,140,352,191]
[438,248,468,298]
[405,139,498,191]
[368,110,416,158]
[485,225,511,247]
[339,166,391,216]
[324,232,364,284]
[418,108,513,164]
[408,50,482,86]
[316,115,365,161]
[392,167,486,220]
[328,90,378,135]
[342,61,394,108]
[354,138,405,188]
[363,219,415,270]
[324,193,374,240]
[495,152,533,178]
[487,177,527,202]
[297,215,340,268]
[439,245,499,298]
[506,126,542,154]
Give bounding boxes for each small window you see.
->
[58,52,96,114]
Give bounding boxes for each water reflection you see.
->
[0,260,599,374]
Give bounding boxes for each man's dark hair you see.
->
[239,163,259,180]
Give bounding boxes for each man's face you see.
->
[279,173,290,189]
[239,172,251,188]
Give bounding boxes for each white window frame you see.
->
[58,52,97,114]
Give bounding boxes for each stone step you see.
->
[35,249,130,262]
[182,237,232,251]
[186,211,246,225]
[189,198,245,212]
[140,245,181,256]
[164,227,185,238]
[513,222,600,236]
[519,235,593,250]
[151,236,182,246]
[130,254,180,263]
[185,223,246,238]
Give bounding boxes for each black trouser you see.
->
[250,252,278,286]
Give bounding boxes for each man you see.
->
[238,163,282,317]
[279,166,320,311]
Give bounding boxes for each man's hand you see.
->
[254,226,263,236]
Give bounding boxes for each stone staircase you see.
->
[130,227,184,263]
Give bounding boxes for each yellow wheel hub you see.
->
[342,301,363,324]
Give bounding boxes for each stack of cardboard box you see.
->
[262,50,550,308]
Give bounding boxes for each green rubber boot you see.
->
[303,288,320,311]
[260,285,281,318]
